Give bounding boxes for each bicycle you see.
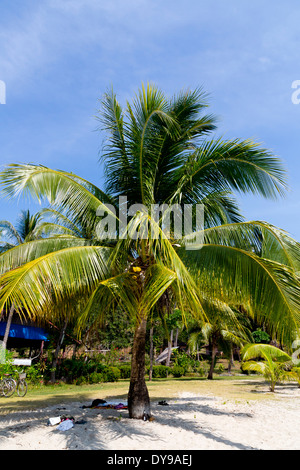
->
[0,374,16,398]
[0,370,27,398]
[16,371,27,397]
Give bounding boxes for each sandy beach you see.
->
[0,380,300,451]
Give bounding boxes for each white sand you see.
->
[1,384,300,450]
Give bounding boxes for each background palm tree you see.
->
[241,343,292,392]
[0,84,300,418]
[0,208,80,253]
[0,208,80,349]
[0,209,42,252]
[187,302,252,379]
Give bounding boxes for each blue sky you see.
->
[0,0,300,239]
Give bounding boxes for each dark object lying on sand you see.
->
[81,399,128,410]
[81,399,107,409]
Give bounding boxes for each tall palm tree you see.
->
[0,84,300,418]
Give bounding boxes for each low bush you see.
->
[119,365,131,379]
[171,365,185,377]
[75,376,88,385]
[149,365,171,378]
[102,366,120,382]
[24,365,44,385]
[89,371,103,384]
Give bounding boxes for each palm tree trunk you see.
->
[149,325,154,381]
[208,340,217,380]
[128,316,151,419]
[228,344,234,373]
[50,318,68,383]
[2,303,14,350]
[166,329,173,367]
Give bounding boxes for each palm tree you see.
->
[241,343,292,392]
[0,84,300,418]
[187,302,252,379]
[0,209,42,253]
[0,208,80,252]
[0,208,79,349]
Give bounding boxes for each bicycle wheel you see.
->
[17,380,27,397]
[0,379,5,396]
[2,378,16,398]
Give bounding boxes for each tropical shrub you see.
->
[119,365,131,379]
[252,329,271,344]
[197,364,206,377]
[172,350,191,374]
[25,365,44,385]
[0,350,14,376]
[171,365,185,377]
[75,376,88,385]
[102,366,121,382]
[148,365,170,378]
[89,371,103,384]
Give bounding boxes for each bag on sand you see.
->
[57,419,74,431]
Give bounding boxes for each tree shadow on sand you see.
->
[0,393,259,450]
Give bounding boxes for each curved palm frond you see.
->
[38,208,85,237]
[180,242,300,345]
[16,209,42,242]
[0,236,92,275]
[241,343,292,362]
[0,164,118,232]
[0,245,112,320]
[172,138,287,205]
[188,220,300,269]
[0,220,23,245]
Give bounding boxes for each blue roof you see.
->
[0,322,49,341]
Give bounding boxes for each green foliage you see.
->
[252,329,271,344]
[0,350,14,376]
[172,350,191,373]
[171,365,185,377]
[119,365,131,379]
[88,372,103,384]
[102,366,121,382]
[150,365,170,378]
[75,376,88,386]
[96,310,135,351]
[291,367,300,387]
[241,343,292,391]
[197,364,206,377]
[25,365,44,385]
[74,365,120,385]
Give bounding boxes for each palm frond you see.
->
[0,245,112,319]
[180,241,300,345]
[241,343,292,362]
[0,220,23,245]
[0,236,92,275]
[173,138,287,203]
[0,164,118,231]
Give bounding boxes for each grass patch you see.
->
[0,375,284,415]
